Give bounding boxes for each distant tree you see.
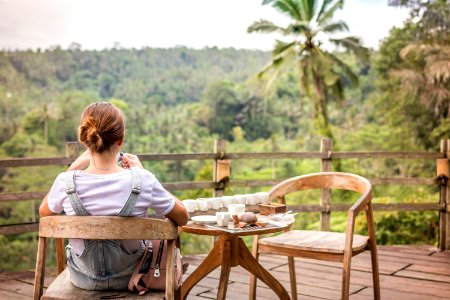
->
[248,0,369,136]
[0,88,25,144]
[388,0,449,117]
[383,0,450,147]
[202,81,243,140]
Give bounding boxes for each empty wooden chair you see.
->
[250,172,380,300]
[33,215,179,300]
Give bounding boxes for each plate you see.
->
[191,215,217,224]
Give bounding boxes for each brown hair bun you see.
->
[78,102,124,153]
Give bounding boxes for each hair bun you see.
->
[79,116,106,152]
[77,102,125,153]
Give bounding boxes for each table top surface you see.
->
[180,214,293,237]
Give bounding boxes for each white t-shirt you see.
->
[47,168,175,255]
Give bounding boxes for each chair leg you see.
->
[366,203,380,299]
[288,256,297,300]
[369,243,380,300]
[341,255,352,300]
[55,238,65,274]
[33,237,47,300]
[174,288,181,300]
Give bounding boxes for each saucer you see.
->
[191,215,217,224]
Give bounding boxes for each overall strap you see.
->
[63,171,91,216]
[117,167,142,216]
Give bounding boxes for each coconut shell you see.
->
[239,212,258,224]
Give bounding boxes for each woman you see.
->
[39,101,189,290]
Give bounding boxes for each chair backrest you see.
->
[269,172,372,213]
[39,215,178,240]
[34,216,178,300]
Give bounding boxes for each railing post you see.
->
[320,138,332,231]
[443,139,450,250]
[213,139,229,197]
[55,142,80,273]
[65,142,80,162]
[437,139,449,250]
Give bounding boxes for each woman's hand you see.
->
[67,150,91,171]
[120,153,144,169]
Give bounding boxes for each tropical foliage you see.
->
[248,0,369,136]
[0,0,448,271]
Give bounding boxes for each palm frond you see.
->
[262,0,275,5]
[258,40,296,78]
[332,78,345,103]
[309,0,318,19]
[329,36,369,61]
[321,50,359,86]
[299,0,317,21]
[285,22,311,35]
[317,0,343,24]
[400,44,450,85]
[247,19,285,34]
[273,40,297,56]
[257,57,282,83]
[317,0,334,21]
[258,45,297,92]
[273,0,303,21]
[320,20,349,34]
[426,59,450,85]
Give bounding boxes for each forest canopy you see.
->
[0,0,449,271]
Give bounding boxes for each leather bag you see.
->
[128,240,187,295]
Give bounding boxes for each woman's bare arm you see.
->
[165,198,189,226]
[39,150,91,218]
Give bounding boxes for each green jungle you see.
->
[0,0,449,272]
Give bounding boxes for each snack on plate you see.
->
[239,212,258,225]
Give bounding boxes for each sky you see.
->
[0,0,410,51]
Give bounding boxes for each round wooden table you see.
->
[180,219,292,300]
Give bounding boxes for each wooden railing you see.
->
[1,138,449,250]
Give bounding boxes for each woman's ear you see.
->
[117,138,123,147]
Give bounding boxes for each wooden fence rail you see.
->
[1,138,449,250]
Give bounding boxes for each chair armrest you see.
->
[349,190,372,215]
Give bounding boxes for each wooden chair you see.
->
[33,215,179,300]
[250,172,380,300]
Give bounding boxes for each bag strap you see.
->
[63,171,90,216]
[117,167,141,216]
[153,240,165,278]
[128,240,154,294]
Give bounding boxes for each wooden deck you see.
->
[1,245,449,299]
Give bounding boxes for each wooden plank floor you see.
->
[1,245,449,299]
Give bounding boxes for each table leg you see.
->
[181,238,222,300]
[217,238,232,300]
[249,235,260,300]
[237,238,290,300]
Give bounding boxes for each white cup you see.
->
[255,192,270,204]
[182,200,197,213]
[221,196,235,208]
[234,194,247,205]
[246,194,258,205]
[228,203,245,217]
[196,198,209,211]
[216,212,231,226]
[207,197,221,210]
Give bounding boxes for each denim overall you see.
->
[63,168,146,290]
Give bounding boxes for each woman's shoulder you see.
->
[133,167,156,181]
[55,170,77,183]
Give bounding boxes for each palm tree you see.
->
[248,0,368,136]
[389,0,450,119]
[391,44,450,118]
